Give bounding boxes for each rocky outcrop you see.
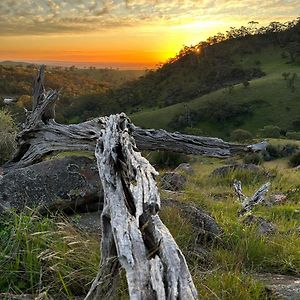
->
[255,273,300,300]
[0,156,103,214]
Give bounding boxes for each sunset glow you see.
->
[0,0,299,69]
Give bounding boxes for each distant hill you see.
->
[0,64,144,123]
[128,19,300,139]
[0,61,34,67]
[131,45,300,139]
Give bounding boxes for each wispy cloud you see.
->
[0,0,298,36]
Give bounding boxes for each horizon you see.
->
[0,1,299,69]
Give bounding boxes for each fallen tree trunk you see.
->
[85,114,198,300]
[3,67,259,173]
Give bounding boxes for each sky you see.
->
[0,0,299,69]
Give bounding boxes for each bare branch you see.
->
[233,180,270,215]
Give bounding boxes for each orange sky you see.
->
[0,0,299,69]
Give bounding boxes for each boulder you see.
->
[211,163,264,177]
[175,163,194,174]
[160,172,186,191]
[162,198,221,242]
[0,156,103,214]
[243,215,277,235]
[255,273,300,300]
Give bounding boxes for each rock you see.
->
[0,293,53,300]
[175,163,194,174]
[211,163,264,177]
[160,172,186,191]
[267,192,287,205]
[72,211,102,235]
[255,273,300,300]
[0,156,103,214]
[162,198,221,242]
[243,215,277,235]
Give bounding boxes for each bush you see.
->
[242,80,250,88]
[289,152,300,167]
[230,129,253,143]
[243,153,263,165]
[264,144,281,160]
[0,109,17,165]
[286,131,300,140]
[258,125,281,138]
[147,150,188,169]
[262,143,299,161]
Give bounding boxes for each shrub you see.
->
[230,129,253,143]
[147,150,188,169]
[258,125,281,138]
[286,131,300,140]
[262,143,299,161]
[243,153,263,165]
[242,80,250,88]
[0,109,17,165]
[265,144,281,160]
[289,152,300,167]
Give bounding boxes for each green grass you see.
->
[182,159,300,277]
[1,155,299,299]
[131,46,300,139]
[0,209,99,297]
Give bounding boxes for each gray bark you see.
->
[85,114,198,300]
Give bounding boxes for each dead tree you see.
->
[85,114,198,299]
[3,66,266,299]
[233,179,270,215]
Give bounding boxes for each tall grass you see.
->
[0,208,99,297]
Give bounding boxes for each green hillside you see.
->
[131,45,300,139]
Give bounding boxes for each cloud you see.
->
[0,0,298,36]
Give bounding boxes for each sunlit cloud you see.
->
[0,0,298,36]
[0,0,299,67]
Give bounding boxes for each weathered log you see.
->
[233,179,270,215]
[3,66,261,173]
[85,114,198,300]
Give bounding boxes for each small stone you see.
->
[268,192,287,205]
[243,215,277,235]
[160,172,186,191]
[211,163,263,177]
[175,163,194,174]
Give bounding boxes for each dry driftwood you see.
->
[233,179,270,215]
[85,114,198,300]
[3,66,260,173]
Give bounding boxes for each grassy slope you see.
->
[131,46,300,138]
